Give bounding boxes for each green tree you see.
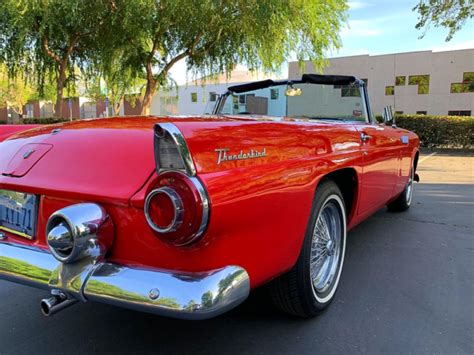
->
[0,64,36,120]
[0,0,109,118]
[103,0,348,114]
[413,0,474,41]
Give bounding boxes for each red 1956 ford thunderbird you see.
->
[0,74,419,319]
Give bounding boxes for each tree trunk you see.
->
[113,100,122,116]
[54,64,67,118]
[141,80,157,115]
[141,58,158,115]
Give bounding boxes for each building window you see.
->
[448,110,471,116]
[450,72,474,93]
[395,111,404,114]
[270,88,279,100]
[341,86,360,97]
[395,76,406,86]
[238,94,255,104]
[385,86,394,96]
[209,92,217,102]
[191,92,198,103]
[416,111,427,115]
[408,75,430,94]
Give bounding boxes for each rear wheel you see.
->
[270,180,347,317]
[387,165,414,212]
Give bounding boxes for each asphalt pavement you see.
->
[0,151,473,354]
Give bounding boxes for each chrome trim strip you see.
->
[84,263,250,320]
[0,241,250,320]
[154,123,197,177]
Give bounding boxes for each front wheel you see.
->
[270,180,347,317]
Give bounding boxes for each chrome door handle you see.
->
[360,133,372,142]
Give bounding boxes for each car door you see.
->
[355,122,401,216]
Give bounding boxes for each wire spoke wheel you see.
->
[270,181,347,317]
[310,200,343,296]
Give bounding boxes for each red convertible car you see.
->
[0,74,419,319]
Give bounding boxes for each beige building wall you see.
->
[289,49,474,116]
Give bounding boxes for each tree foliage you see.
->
[413,0,474,41]
[0,0,109,117]
[1,0,348,117]
[0,64,47,120]
[101,0,348,114]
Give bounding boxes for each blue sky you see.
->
[171,0,473,84]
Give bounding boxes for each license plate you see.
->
[0,189,38,240]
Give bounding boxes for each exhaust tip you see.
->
[40,295,78,317]
[40,297,58,316]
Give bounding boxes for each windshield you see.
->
[217,83,368,122]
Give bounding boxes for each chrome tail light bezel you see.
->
[144,186,184,234]
[144,172,210,247]
[150,123,210,246]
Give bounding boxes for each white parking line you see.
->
[419,152,437,164]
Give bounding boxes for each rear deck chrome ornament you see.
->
[215,148,267,165]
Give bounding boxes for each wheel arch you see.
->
[317,167,359,226]
[414,150,420,172]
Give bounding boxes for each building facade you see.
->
[289,49,474,116]
[151,69,282,116]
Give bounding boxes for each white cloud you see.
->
[341,20,381,37]
[348,1,373,10]
[431,39,474,52]
[324,47,369,59]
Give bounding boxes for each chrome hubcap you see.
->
[310,201,342,294]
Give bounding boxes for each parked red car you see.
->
[0,74,419,319]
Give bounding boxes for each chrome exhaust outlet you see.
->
[40,294,78,317]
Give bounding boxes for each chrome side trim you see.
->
[0,243,57,289]
[155,123,197,176]
[0,241,250,320]
[84,263,250,320]
[188,175,210,241]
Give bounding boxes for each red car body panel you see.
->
[0,125,40,142]
[0,116,419,289]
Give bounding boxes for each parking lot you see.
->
[0,151,473,354]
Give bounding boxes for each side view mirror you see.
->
[382,106,396,127]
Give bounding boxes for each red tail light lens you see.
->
[144,172,209,246]
[145,187,184,233]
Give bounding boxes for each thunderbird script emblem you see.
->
[215,148,267,165]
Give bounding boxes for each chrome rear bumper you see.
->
[0,242,250,320]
